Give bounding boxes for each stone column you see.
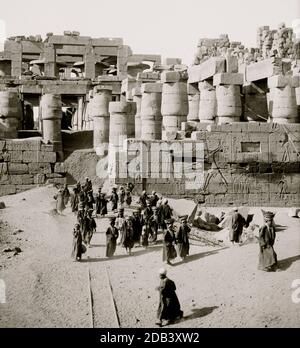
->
[0,90,22,138]
[40,94,62,143]
[90,87,112,153]
[198,81,216,123]
[77,96,84,130]
[132,86,142,139]
[267,75,299,123]
[161,71,188,140]
[214,73,243,124]
[187,84,200,122]
[140,82,162,140]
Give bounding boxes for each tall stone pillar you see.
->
[40,94,62,143]
[90,87,112,153]
[267,75,299,123]
[161,71,188,140]
[77,97,84,130]
[213,73,243,124]
[0,90,22,138]
[198,81,216,123]
[187,84,200,122]
[132,86,142,139]
[140,82,162,140]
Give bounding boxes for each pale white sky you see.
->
[1,0,300,64]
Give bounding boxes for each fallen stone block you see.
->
[267,75,300,88]
[46,178,67,185]
[245,58,282,82]
[5,138,41,151]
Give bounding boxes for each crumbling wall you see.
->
[0,137,66,196]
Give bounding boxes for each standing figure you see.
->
[258,214,278,272]
[84,209,97,246]
[123,216,135,255]
[125,188,132,206]
[99,193,108,216]
[141,224,149,249]
[176,215,191,261]
[86,191,95,210]
[229,208,245,245]
[162,219,177,265]
[150,191,159,207]
[143,200,153,223]
[118,186,126,207]
[83,177,93,193]
[149,207,159,243]
[54,188,65,214]
[62,184,70,206]
[110,187,119,211]
[160,199,173,231]
[155,268,183,327]
[138,190,148,209]
[106,217,119,258]
[132,209,143,246]
[70,187,79,213]
[71,223,85,261]
[115,207,126,245]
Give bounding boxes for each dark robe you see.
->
[149,214,159,242]
[71,191,79,212]
[157,277,183,321]
[110,192,118,210]
[86,194,95,210]
[161,204,173,229]
[162,227,177,261]
[83,216,96,244]
[143,206,153,223]
[106,226,119,257]
[176,224,190,258]
[125,191,132,206]
[71,227,83,260]
[258,224,277,271]
[141,225,149,248]
[62,187,70,206]
[96,194,108,215]
[132,215,143,244]
[123,225,134,250]
[151,194,159,207]
[139,194,147,209]
[229,212,245,243]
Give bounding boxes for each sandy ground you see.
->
[0,186,299,328]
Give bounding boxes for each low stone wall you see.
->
[0,137,66,196]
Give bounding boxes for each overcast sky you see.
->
[1,0,299,64]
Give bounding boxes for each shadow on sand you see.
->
[180,306,219,323]
[171,247,227,266]
[278,254,300,271]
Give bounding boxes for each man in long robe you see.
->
[155,268,183,326]
[115,208,126,245]
[258,215,278,272]
[162,219,177,264]
[176,215,191,260]
[110,187,119,211]
[132,209,143,246]
[161,199,173,231]
[84,209,96,246]
[106,217,119,258]
[71,223,85,261]
[229,208,245,244]
[123,216,135,255]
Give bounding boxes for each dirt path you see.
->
[0,187,299,327]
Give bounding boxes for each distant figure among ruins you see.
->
[229,208,246,245]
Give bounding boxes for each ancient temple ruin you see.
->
[0,24,299,206]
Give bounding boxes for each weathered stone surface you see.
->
[160,71,181,83]
[188,57,226,83]
[54,162,66,173]
[268,75,300,88]
[7,151,23,162]
[46,177,67,185]
[22,151,57,163]
[0,185,16,196]
[245,58,281,82]
[34,174,46,184]
[5,138,41,151]
[28,163,52,174]
[141,83,163,93]
[213,73,244,86]
[7,163,28,174]
[9,174,34,185]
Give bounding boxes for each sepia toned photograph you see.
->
[0,0,299,334]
